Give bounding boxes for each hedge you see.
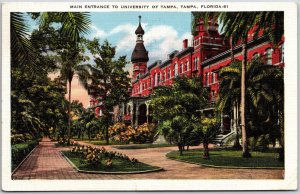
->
[11,140,39,172]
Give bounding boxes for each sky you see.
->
[28,12,193,107]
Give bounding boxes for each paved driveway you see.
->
[12,138,284,179]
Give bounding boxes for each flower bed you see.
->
[62,145,162,173]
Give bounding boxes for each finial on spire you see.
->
[135,15,145,35]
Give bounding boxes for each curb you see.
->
[165,151,284,170]
[61,151,164,174]
[11,143,40,178]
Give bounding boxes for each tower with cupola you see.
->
[131,16,149,80]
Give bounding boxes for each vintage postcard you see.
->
[1,1,298,191]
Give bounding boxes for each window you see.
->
[174,63,178,76]
[164,71,166,81]
[168,69,171,79]
[205,73,209,86]
[158,73,160,84]
[211,91,216,101]
[139,83,142,93]
[186,61,189,71]
[180,63,183,73]
[194,57,198,70]
[212,72,218,84]
[253,52,259,60]
[266,48,273,65]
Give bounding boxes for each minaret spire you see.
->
[139,15,141,25]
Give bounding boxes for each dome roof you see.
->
[131,43,149,63]
[135,24,144,35]
[135,16,144,35]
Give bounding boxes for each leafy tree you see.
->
[31,12,91,144]
[11,65,68,139]
[217,58,283,153]
[83,39,131,144]
[11,12,91,143]
[197,117,219,159]
[151,76,208,155]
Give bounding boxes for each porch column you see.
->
[232,101,238,133]
[127,101,134,126]
[220,113,224,133]
[135,104,139,126]
[145,101,150,124]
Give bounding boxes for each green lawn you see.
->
[83,140,107,145]
[166,148,284,168]
[83,140,129,146]
[62,151,161,173]
[114,143,175,150]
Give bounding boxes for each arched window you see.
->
[194,57,198,70]
[158,73,160,84]
[253,52,259,60]
[174,63,178,76]
[186,61,189,71]
[180,63,183,73]
[266,48,273,65]
[154,74,157,87]
[139,83,142,93]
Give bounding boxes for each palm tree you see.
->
[253,11,284,160]
[38,12,91,144]
[217,58,283,152]
[11,12,36,67]
[219,12,258,157]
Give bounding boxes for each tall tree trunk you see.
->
[241,38,251,158]
[203,143,209,159]
[67,80,72,144]
[103,87,110,145]
[233,101,242,150]
[230,36,242,150]
[230,36,235,62]
[178,142,183,156]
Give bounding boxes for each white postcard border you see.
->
[1,1,298,191]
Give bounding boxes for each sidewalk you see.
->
[12,138,284,179]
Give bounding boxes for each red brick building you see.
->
[90,15,284,140]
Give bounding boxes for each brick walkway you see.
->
[12,138,284,179]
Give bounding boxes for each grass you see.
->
[166,148,284,168]
[83,140,128,146]
[62,151,161,172]
[114,143,175,150]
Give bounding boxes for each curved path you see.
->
[12,138,284,179]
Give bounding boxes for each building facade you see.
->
[90,15,284,139]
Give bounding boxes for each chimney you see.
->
[183,39,188,49]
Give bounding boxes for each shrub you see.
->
[250,134,270,152]
[11,140,39,171]
[109,122,155,144]
[134,123,156,143]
